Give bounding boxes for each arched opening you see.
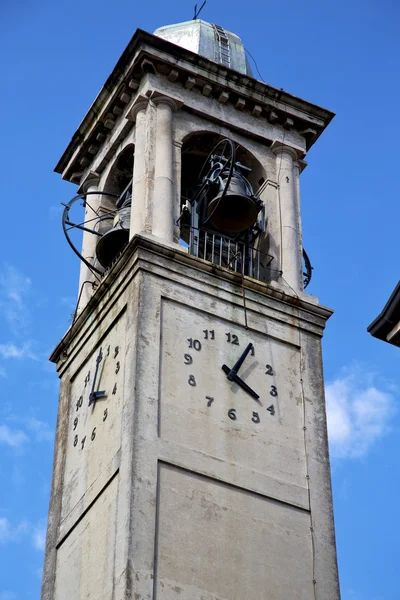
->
[181,132,264,204]
[180,132,267,279]
[103,144,134,197]
[93,144,134,268]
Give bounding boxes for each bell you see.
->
[95,206,130,268]
[206,171,260,234]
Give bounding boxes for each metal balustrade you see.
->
[188,227,270,280]
[187,227,313,288]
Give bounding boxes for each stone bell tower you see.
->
[42,19,340,600]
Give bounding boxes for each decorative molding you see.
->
[78,171,101,194]
[126,95,150,122]
[218,91,229,104]
[257,178,279,195]
[149,91,184,112]
[271,141,300,160]
[55,31,333,182]
[185,76,196,90]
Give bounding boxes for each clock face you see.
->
[61,318,125,521]
[71,342,121,451]
[160,301,305,487]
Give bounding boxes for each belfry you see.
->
[41,18,340,600]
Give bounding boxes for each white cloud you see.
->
[0,342,37,360]
[0,264,32,334]
[0,518,11,543]
[0,518,29,544]
[27,418,53,443]
[326,368,395,458]
[0,416,53,448]
[32,522,47,551]
[0,517,47,552]
[0,425,29,448]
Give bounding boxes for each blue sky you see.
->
[0,0,399,598]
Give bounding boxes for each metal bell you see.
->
[206,171,260,234]
[95,206,130,268]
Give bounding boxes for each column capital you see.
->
[295,159,308,174]
[149,90,183,112]
[126,95,150,122]
[270,141,300,161]
[78,171,101,194]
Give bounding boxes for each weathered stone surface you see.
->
[42,236,339,600]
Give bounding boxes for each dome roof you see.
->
[154,20,253,77]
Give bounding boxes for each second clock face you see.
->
[61,313,126,522]
[159,300,305,487]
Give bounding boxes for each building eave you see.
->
[368,281,400,346]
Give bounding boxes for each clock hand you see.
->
[89,348,106,406]
[222,364,260,400]
[227,343,254,381]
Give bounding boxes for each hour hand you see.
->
[222,364,260,400]
[88,390,106,405]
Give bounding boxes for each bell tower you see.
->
[42,19,339,600]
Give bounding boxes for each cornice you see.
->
[54,29,335,183]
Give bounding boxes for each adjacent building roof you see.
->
[368,281,400,347]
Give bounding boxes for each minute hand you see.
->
[222,364,260,400]
[227,343,254,380]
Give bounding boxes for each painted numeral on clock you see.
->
[267,404,275,416]
[91,427,96,441]
[184,354,193,365]
[115,361,120,374]
[112,383,117,395]
[81,436,86,450]
[114,346,119,358]
[187,338,202,351]
[265,364,274,376]
[228,408,237,420]
[84,371,90,387]
[252,411,260,423]
[188,375,196,387]
[73,417,78,430]
[73,435,78,447]
[203,329,215,340]
[206,396,214,407]
[76,396,83,411]
[270,385,278,397]
[103,408,108,421]
[106,345,110,357]
[226,333,239,345]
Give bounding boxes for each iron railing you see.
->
[188,227,270,280]
[187,226,313,288]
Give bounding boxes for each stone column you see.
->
[152,98,176,242]
[293,160,303,290]
[272,143,302,291]
[77,174,101,311]
[129,100,150,238]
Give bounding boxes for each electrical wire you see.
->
[244,48,266,83]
